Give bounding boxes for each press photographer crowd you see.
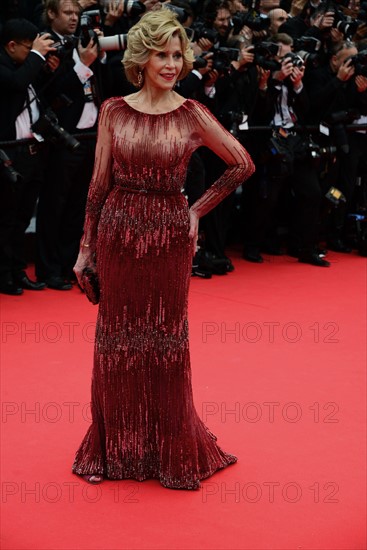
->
[0,0,366,295]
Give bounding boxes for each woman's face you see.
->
[143,35,184,91]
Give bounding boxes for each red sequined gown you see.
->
[72,97,255,489]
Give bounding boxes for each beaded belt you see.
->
[118,186,182,195]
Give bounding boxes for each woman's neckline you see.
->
[121,96,189,116]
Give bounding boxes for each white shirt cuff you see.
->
[204,85,216,98]
[31,50,45,61]
[73,60,94,84]
[192,70,203,80]
[294,83,303,94]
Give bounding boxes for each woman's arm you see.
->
[189,101,255,219]
[74,99,113,283]
[188,100,255,255]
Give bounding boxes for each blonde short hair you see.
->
[123,8,194,87]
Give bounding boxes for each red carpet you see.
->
[1,249,366,549]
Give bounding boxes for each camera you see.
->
[293,36,321,67]
[80,10,128,51]
[0,149,22,184]
[252,41,281,71]
[40,33,76,59]
[193,55,209,70]
[80,9,102,47]
[231,0,271,34]
[335,19,361,38]
[319,0,364,39]
[211,47,239,74]
[283,52,304,68]
[348,50,367,77]
[269,133,336,164]
[31,109,80,151]
[232,10,270,33]
[304,136,337,160]
[190,22,219,44]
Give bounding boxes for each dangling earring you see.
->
[137,69,143,88]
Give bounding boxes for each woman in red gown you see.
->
[72,8,255,490]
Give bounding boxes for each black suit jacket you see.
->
[0,46,45,141]
[42,29,108,133]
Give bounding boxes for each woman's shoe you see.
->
[79,474,104,484]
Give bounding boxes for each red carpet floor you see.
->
[1,249,366,550]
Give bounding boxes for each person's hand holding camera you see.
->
[46,54,60,72]
[204,69,219,87]
[290,64,304,91]
[330,27,344,44]
[78,36,99,66]
[355,74,367,92]
[235,45,255,69]
[257,66,270,91]
[273,56,293,82]
[198,52,213,76]
[313,11,334,30]
[197,37,214,52]
[32,33,56,58]
[336,57,355,81]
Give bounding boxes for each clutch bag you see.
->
[81,267,100,305]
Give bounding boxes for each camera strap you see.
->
[25,87,44,142]
[25,88,35,125]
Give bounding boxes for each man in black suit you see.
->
[35,0,107,289]
[242,32,329,267]
[0,18,55,295]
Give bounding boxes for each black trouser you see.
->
[243,156,323,253]
[184,151,206,207]
[0,141,46,284]
[36,135,96,280]
[199,148,236,259]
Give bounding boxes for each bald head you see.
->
[268,8,289,34]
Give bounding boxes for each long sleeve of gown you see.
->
[82,100,114,248]
[189,101,255,219]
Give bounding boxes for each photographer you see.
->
[35,0,109,290]
[192,0,232,48]
[0,18,56,295]
[242,32,329,266]
[190,31,260,271]
[305,39,367,252]
[278,0,335,39]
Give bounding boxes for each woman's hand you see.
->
[189,209,199,257]
[73,249,96,288]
